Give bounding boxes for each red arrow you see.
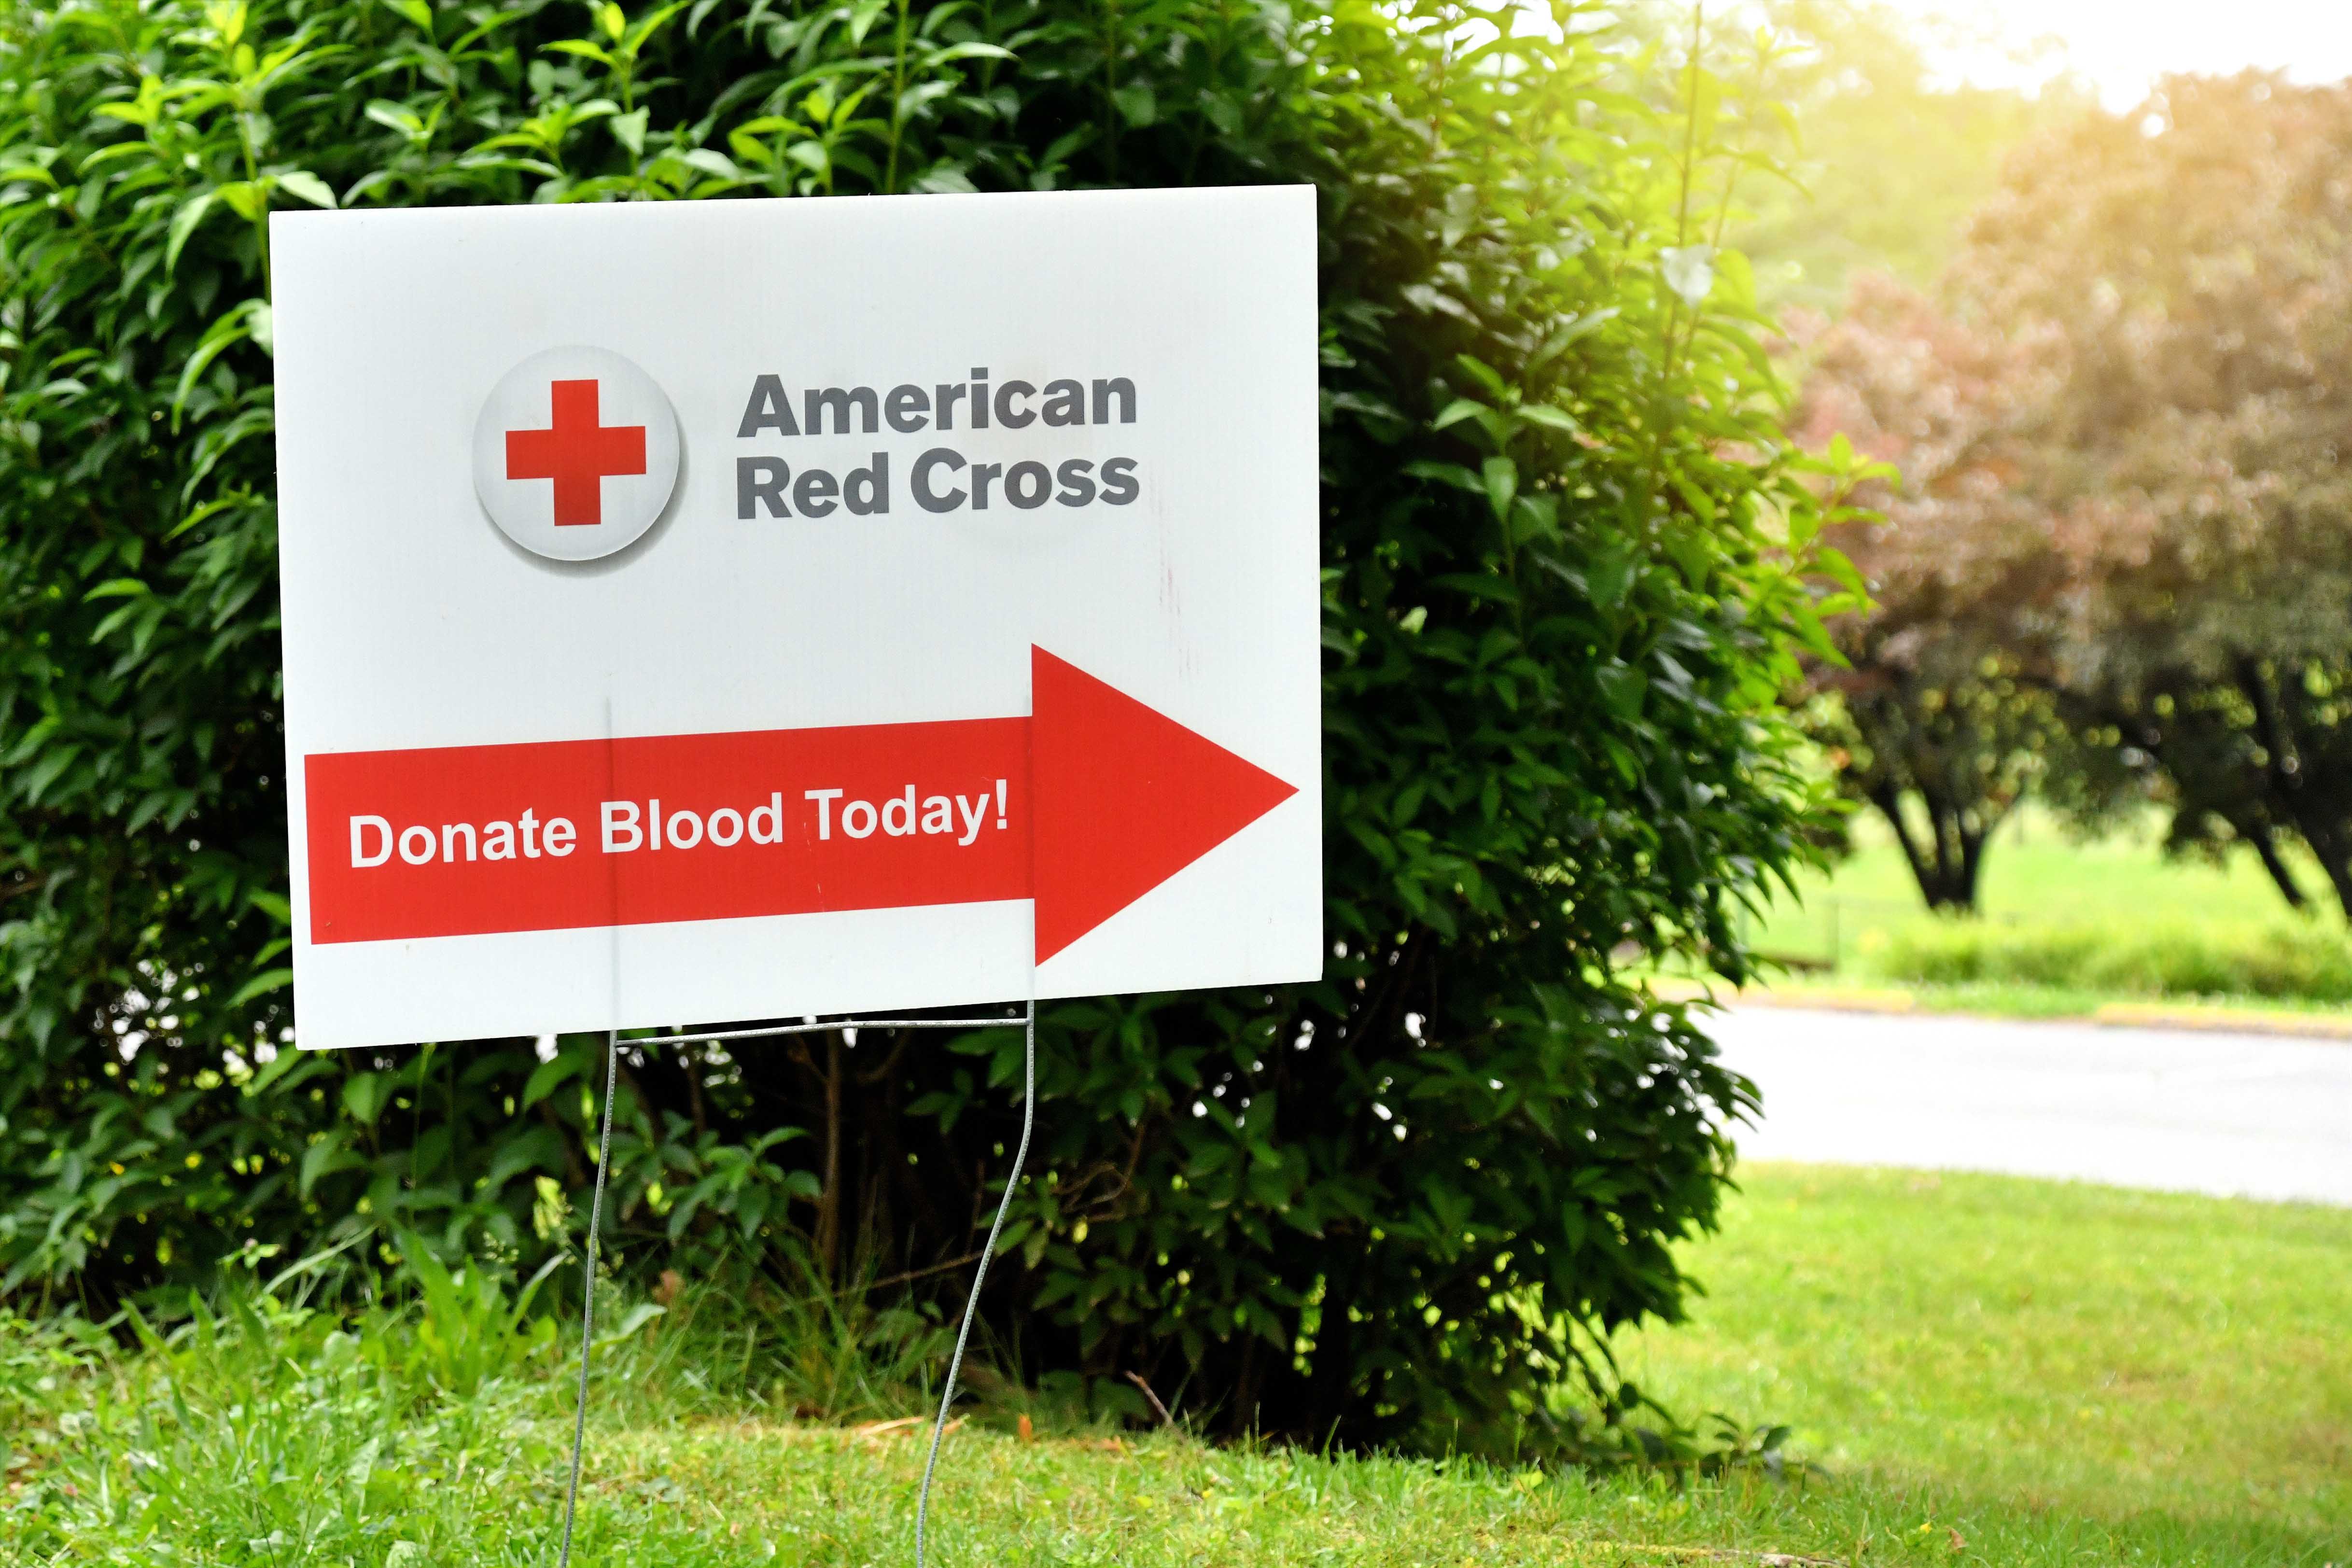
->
[1030,648,1299,960]
[303,646,1297,959]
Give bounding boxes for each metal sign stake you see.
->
[915,992,1036,1567]
[547,1006,1036,1566]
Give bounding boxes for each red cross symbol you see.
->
[504,379,647,526]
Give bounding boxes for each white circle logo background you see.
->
[471,346,681,562]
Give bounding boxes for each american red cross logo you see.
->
[504,379,648,527]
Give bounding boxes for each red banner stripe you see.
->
[304,718,1029,944]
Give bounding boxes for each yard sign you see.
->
[272,189,1321,1050]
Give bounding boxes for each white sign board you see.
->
[271,189,1321,1050]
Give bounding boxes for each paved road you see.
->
[1707,1007,2352,1206]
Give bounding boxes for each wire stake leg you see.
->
[913,997,1036,1567]
[556,1030,620,1568]
[542,1005,1029,1568]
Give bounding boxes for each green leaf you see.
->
[171,302,263,430]
[545,40,617,65]
[299,1139,363,1198]
[1110,84,1156,127]
[165,192,219,274]
[343,1072,390,1125]
[1527,309,1618,371]
[274,169,337,209]
[364,99,425,136]
[673,147,739,181]
[1594,663,1647,722]
[217,181,268,223]
[1430,397,1488,433]
[1481,456,1517,523]
[523,1052,588,1109]
[1587,550,1636,609]
[228,967,293,1007]
[1403,460,1483,494]
[1452,353,1507,399]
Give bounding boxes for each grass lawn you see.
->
[1619,1165,2352,1562]
[1751,809,2306,962]
[7,1165,2346,1565]
[1657,975,2352,1032]
[1722,810,2352,1020]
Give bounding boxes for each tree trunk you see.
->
[816,1033,843,1279]
[1870,783,1984,913]
[1870,783,1942,908]
[1940,795,1990,911]
[2249,826,2310,911]
[2235,656,2352,920]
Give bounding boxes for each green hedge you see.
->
[1876,919,2352,1002]
[0,0,1848,1454]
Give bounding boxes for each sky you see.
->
[1878,0,2352,110]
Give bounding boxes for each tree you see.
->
[1786,274,2072,911]
[0,0,1844,1454]
[1944,73,2352,917]
[1714,0,2101,916]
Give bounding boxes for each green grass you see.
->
[1767,810,2310,939]
[1686,976,2352,1028]
[1619,1166,2352,1560]
[6,1166,2346,1565]
[1766,978,2141,1019]
[1731,810,2352,1018]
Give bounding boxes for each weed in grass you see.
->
[394,1229,570,1399]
